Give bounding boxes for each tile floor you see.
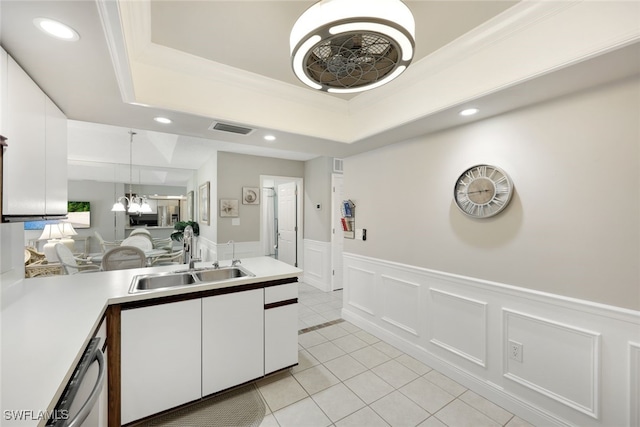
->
[255,282,536,427]
[297,283,344,331]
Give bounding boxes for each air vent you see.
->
[209,122,254,135]
[333,158,344,173]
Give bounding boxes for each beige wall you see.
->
[304,156,333,242]
[344,76,640,310]
[217,152,304,243]
[197,152,218,244]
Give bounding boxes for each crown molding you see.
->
[96,0,136,104]
[348,0,640,142]
[106,0,640,145]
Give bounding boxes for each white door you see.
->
[277,182,298,266]
[331,175,344,290]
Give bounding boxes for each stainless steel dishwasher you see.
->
[46,335,106,427]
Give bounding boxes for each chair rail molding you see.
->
[341,252,640,427]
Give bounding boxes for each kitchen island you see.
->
[1,257,302,427]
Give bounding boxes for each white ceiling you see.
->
[0,1,638,186]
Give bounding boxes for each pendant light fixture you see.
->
[290,0,415,93]
[111,131,152,214]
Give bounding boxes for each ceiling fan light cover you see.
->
[290,0,415,93]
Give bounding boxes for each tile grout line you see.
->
[292,325,446,426]
[294,325,517,427]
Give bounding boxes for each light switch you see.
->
[232,218,240,226]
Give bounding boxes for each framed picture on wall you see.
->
[187,191,194,221]
[219,199,239,217]
[199,182,210,225]
[242,187,259,205]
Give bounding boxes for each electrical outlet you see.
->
[508,340,523,362]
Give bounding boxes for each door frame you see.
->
[331,173,344,291]
[259,175,304,268]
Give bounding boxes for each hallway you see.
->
[265,282,537,426]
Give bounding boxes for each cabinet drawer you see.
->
[265,282,298,305]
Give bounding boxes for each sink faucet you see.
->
[183,225,201,270]
[228,240,241,266]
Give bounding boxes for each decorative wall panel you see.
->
[631,342,640,426]
[503,309,600,418]
[380,275,420,336]
[341,252,639,427]
[430,288,487,367]
[346,265,375,315]
[302,239,331,291]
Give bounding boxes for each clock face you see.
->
[454,164,513,218]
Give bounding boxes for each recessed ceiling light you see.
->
[459,108,479,117]
[154,117,172,124]
[264,135,276,141]
[33,18,79,41]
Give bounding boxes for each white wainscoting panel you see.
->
[195,236,216,263]
[341,252,640,427]
[430,289,487,367]
[345,265,376,316]
[216,241,261,262]
[380,275,421,337]
[503,309,600,419]
[631,342,640,427]
[302,239,331,291]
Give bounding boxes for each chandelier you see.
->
[290,0,415,93]
[111,131,152,214]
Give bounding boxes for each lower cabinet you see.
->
[120,299,202,425]
[265,283,299,374]
[118,281,298,423]
[202,289,264,396]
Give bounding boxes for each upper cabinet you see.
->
[2,53,67,219]
[0,48,8,137]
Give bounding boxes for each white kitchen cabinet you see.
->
[202,289,264,396]
[2,56,67,217]
[264,283,299,374]
[121,299,201,425]
[0,47,8,136]
[44,97,67,215]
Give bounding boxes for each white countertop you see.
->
[1,257,301,427]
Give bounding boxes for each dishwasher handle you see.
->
[66,345,106,427]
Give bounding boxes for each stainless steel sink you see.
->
[194,267,249,282]
[129,266,254,293]
[134,272,198,291]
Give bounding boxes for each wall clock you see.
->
[454,164,514,218]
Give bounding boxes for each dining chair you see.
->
[152,237,173,251]
[101,246,146,271]
[94,231,121,253]
[121,235,154,252]
[150,250,184,266]
[54,243,101,275]
[130,228,152,238]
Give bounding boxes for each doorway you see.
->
[260,176,304,268]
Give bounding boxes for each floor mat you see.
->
[139,384,266,427]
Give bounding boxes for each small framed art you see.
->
[199,182,210,225]
[243,187,259,205]
[219,199,239,217]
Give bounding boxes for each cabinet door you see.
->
[3,57,46,215]
[202,289,264,396]
[121,299,201,424]
[0,47,8,136]
[265,303,299,374]
[264,283,299,374]
[44,97,67,215]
